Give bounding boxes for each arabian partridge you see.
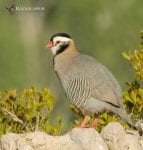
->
[45,33,134,128]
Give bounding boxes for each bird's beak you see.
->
[45,41,53,48]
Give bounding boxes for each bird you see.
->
[45,32,134,128]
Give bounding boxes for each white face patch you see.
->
[51,36,71,55]
[53,36,71,43]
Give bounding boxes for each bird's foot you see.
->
[76,115,91,128]
[78,117,98,128]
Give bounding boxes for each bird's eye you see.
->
[55,41,61,45]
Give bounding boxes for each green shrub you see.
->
[71,31,143,132]
[0,87,63,135]
[122,31,143,123]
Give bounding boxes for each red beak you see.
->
[45,41,53,48]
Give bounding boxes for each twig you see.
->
[1,107,23,124]
[35,113,39,131]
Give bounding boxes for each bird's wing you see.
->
[89,63,122,107]
[72,54,122,107]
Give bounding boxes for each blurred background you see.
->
[0,0,143,128]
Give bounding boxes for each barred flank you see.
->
[66,74,91,108]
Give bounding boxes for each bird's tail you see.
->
[117,108,135,128]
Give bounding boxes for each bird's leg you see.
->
[78,115,90,128]
[90,117,98,128]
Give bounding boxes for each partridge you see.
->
[45,33,134,128]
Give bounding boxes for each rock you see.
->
[101,122,142,150]
[70,128,108,150]
[0,131,81,150]
[0,128,108,150]
[0,122,143,150]
[139,136,143,149]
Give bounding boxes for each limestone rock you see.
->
[0,122,143,150]
[70,128,108,150]
[101,122,142,150]
[0,128,108,150]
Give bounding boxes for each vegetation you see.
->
[122,31,143,132]
[0,87,63,135]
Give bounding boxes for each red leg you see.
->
[90,117,98,128]
[78,115,90,128]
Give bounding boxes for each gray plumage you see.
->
[47,33,134,127]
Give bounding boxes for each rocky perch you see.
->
[0,122,143,150]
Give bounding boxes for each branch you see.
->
[1,107,23,124]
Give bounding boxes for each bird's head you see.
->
[45,33,74,56]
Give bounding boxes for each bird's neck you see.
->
[53,44,79,75]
